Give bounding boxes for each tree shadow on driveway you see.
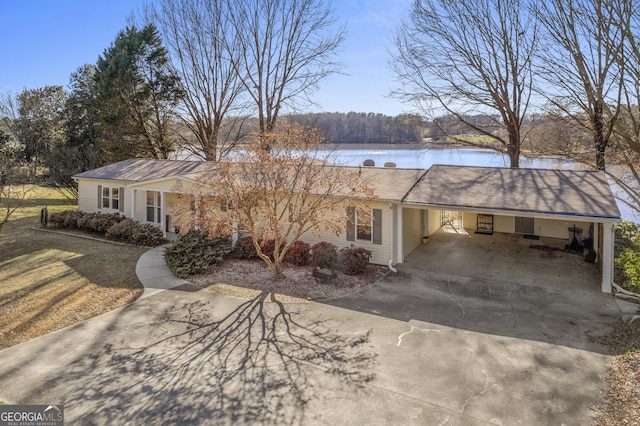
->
[65,287,376,425]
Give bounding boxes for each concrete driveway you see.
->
[0,256,637,425]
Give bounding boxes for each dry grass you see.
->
[0,188,146,350]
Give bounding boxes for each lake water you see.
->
[319,144,638,223]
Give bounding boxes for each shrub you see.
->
[233,236,259,259]
[284,240,311,266]
[49,210,79,228]
[310,241,338,268]
[616,247,640,292]
[106,218,137,242]
[133,223,165,246]
[106,219,165,246]
[615,220,640,292]
[165,231,232,278]
[337,247,371,275]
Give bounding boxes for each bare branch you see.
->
[391,0,537,167]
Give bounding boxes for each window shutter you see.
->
[373,209,382,245]
[119,187,125,212]
[97,185,102,209]
[346,207,355,241]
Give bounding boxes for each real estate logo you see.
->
[0,405,63,426]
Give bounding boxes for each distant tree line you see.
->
[289,112,424,144]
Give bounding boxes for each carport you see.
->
[394,165,621,293]
[402,230,601,292]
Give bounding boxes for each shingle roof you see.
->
[72,158,216,182]
[74,159,621,219]
[403,164,620,219]
[330,166,428,201]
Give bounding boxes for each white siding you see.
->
[133,189,148,223]
[77,179,131,217]
[299,201,392,266]
[402,208,422,258]
[427,209,441,235]
[535,218,592,240]
[463,212,477,230]
[494,215,514,233]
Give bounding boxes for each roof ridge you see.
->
[401,168,431,203]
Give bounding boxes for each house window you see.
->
[347,207,382,245]
[111,187,119,210]
[102,187,110,209]
[357,212,372,241]
[99,185,123,211]
[146,191,161,224]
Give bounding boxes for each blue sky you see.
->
[0,0,412,116]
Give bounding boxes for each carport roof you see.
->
[403,164,621,219]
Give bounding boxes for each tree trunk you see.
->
[270,261,285,280]
[507,123,520,168]
[594,102,607,171]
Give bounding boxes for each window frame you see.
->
[98,185,123,212]
[356,210,373,242]
[146,191,162,224]
[347,207,382,245]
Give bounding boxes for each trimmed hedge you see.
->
[165,231,232,278]
[49,210,124,234]
[337,247,371,275]
[47,210,165,247]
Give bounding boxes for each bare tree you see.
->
[391,0,537,167]
[0,130,33,233]
[225,0,345,144]
[173,125,375,279]
[535,0,626,171]
[141,0,248,161]
[610,0,640,215]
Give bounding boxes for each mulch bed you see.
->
[591,319,640,425]
[189,259,389,302]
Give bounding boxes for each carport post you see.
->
[397,205,403,262]
[601,222,615,293]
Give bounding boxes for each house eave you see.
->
[400,202,621,223]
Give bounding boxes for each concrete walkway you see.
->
[135,244,192,298]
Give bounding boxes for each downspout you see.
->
[388,203,397,273]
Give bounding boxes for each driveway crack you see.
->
[459,368,491,414]
[507,284,519,328]
[447,278,466,327]
[396,326,442,346]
